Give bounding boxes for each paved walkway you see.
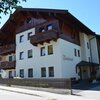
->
[0,85,99,100]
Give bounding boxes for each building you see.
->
[0,8,99,80]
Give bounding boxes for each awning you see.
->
[76,61,99,67]
[76,61,99,73]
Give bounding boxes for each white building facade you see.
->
[0,8,100,80]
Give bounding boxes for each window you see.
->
[9,56,13,61]
[78,50,80,57]
[39,28,45,32]
[49,67,54,77]
[20,35,24,43]
[41,67,46,77]
[9,71,12,78]
[40,47,45,56]
[74,49,77,56]
[48,45,53,55]
[19,69,24,78]
[28,68,33,78]
[87,42,90,49]
[19,52,24,60]
[28,32,32,40]
[27,18,32,24]
[47,25,52,30]
[28,49,33,58]
[13,55,16,61]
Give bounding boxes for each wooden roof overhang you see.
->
[0,8,96,44]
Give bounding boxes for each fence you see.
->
[0,78,72,89]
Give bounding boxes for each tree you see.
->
[0,0,26,18]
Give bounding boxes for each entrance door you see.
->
[82,69,89,80]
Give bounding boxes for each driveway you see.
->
[72,81,100,100]
[72,81,100,94]
[75,85,100,100]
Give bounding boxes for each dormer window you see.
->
[47,25,53,30]
[39,27,45,32]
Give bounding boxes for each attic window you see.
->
[47,25,53,30]
[39,27,45,32]
[27,18,32,24]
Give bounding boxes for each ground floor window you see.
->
[41,67,46,77]
[28,68,33,78]
[9,71,12,78]
[19,69,24,78]
[48,67,54,77]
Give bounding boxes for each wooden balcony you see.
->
[0,61,15,70]
[0,44,15,55]
[30,30,59,46]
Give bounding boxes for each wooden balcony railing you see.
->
[30,30,59,46]
[0,44,15,55]
[0,61,16,70]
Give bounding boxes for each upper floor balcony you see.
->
[0,44,15,55]
[30,20,60,46]
[30,30,59,46]
[0,61,15,70]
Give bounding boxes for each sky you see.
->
[0,0,100,34]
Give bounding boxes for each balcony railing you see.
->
[0,61,15,70]
[30,30,59,46]
[0,44,15,55]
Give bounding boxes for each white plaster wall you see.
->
[58,39,81,79]
[89,36,99,63]
[16,28,62,78]
[80,33,91,61]
[5,69,15,78]
[0,69,15,78]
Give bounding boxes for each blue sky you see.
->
[0,0,100,34]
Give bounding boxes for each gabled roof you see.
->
[0,8,96,39]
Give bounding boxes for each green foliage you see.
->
[0,0,26,18]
